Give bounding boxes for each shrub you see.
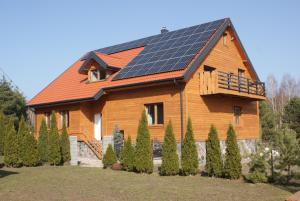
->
[47,112,61,165]
[205,125,223,177]
[134,111,153,173]
[121,136,135,171]
[38,119,48,163]
[4,120,22,167]
[245,144,269,183]
[103,144,117,168]
[160,121,179,176]
[60,123,71,164]
[113,126,124,159]
[181,117,198,175]
[18,116,28,164]
[0,112,6,156]
[223,124,242,179]
[22,128,39,167]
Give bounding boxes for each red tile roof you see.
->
[28,47,184,106]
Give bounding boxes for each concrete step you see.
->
[78,157,103,168]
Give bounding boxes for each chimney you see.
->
[161,26,169,34]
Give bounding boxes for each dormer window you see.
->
[88,67,106,82]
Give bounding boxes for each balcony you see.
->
[199,71,266,100]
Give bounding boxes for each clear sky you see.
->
[0,0,299,100]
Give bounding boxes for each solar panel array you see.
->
[96,19,225,80]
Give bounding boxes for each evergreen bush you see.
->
[0,112,6,155]
[181,117,198,175]
[4,120,22,167]
[18,116,27,164]
[60,123,71,164]
[134,111,153,173]
[22,128,39,167]
[38,119,48,163]
[103,144,117,168]
[205,125,223,177]
[121,136,135,171]
[160,121,179,176]
[223,124,242,179]
[47,112,61,165]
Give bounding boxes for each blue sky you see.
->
[0,0,299,100]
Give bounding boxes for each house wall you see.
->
[184,27,260,141]
[34,28,260,143]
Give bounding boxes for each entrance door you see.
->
[94,113,102,141]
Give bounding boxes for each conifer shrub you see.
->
[160,121,179,176]
[181,117,198,175]
[18,116,28,165]
[205,125,223,177]
[4,120,22,167]
[223,124,242,179]
[103,144,117,168]
[0,112,6,156]
[22,128,39,167]
[38,119,48,163]
[60,123,71,164]
[47,112,61,165]
[134,111,153,173]
[120,136,135,171]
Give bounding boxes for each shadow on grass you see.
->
[272,182,300,194]
[0,169,19,178]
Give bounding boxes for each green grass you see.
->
[0,166,292,201]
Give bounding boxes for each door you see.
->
[94,113,102,141]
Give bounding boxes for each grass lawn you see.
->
[0,166,293,201]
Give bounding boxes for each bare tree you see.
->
[266,74,278,112]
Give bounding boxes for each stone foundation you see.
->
[77,141,98,160]
[195,139,257,166]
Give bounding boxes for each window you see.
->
[60,110,69,128]
[238,69,245,78]
[204,65,216,72]
[145,103,164,125]
[89,68,106,82]
[45,112,51,128]
[233,106,242,125]
[222,33,228,46]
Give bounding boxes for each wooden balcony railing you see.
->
[199,71,266,100]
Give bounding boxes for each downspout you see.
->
[174,79,184,157]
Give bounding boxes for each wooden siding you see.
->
[184,27,260,141]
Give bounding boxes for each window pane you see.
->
[91,70,98,81]
[234,106,241,125]
[100,70,106,80]
[146,105,155,125]
[157,103,164,124]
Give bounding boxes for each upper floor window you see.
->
[238,69,245,78]
[145,103,164,125]
[222,33,228,46]
[89,67,106,82]
[45,112,51,128]
[60,110,69,128]
[233,106,242,125]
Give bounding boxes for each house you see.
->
[28,18,265,163]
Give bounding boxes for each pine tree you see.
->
[160,121,179,176]
[4,120,22,167]
[22,128,39,167]
[103,144,117,168]
[134,111,153,173]
[181,117,198,175]
[121,136,135,171]
[223,124,242,179]
[38,119,48,163]
[60,123,71,164]
[205,125,223,177]
[48,112,61,165]
[0,112,6,155]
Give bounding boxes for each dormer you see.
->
[78,51,121,82]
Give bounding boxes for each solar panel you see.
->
[96,19,225,80]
